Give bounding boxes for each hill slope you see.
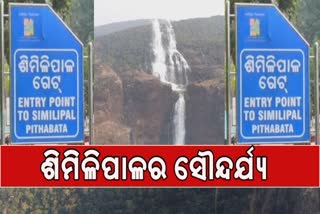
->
[95,19,151,38]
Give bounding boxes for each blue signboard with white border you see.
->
[10,4,83,144]
[236,3,309,144]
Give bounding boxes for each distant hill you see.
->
[94,16,225,78]
[95,19,151,38]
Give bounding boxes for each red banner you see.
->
[1,145,319,187]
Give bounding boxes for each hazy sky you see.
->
[95,0,225,26]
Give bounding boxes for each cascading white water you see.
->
[151,19,191,145]
[173,93,186,145]
[151,20,167,83]
[165,20,189,87]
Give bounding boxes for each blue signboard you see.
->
[236,4,309,143]
[10,4,83,144]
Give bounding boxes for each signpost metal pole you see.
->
[226,0,232,145]
[89,41,94,144]
[0,0,4,145]
[315,42,319,145]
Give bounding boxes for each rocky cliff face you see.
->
[121,71,174,144]
[186,77,224,144]
[94,65,224,145]
[94,65,175,144]
[94,65,130,144]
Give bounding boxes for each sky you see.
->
[95,0,225,26]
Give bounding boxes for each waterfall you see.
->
[173,93,186,145]
[151,19,191,145]
[151,20,167,83]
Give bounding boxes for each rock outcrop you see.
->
[185,76,224,144]
[94,65,131,144]
[94,66,175,144]
[121,71,174,144]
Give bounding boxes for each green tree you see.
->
[69,0,94,117]
[70,0,93,44]
[298,0,320,43]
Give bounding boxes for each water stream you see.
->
[151,19,191,145]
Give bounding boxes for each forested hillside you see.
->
[95,19,151,38]
[95,16,224,78]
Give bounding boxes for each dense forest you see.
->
[0,188,319,213]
